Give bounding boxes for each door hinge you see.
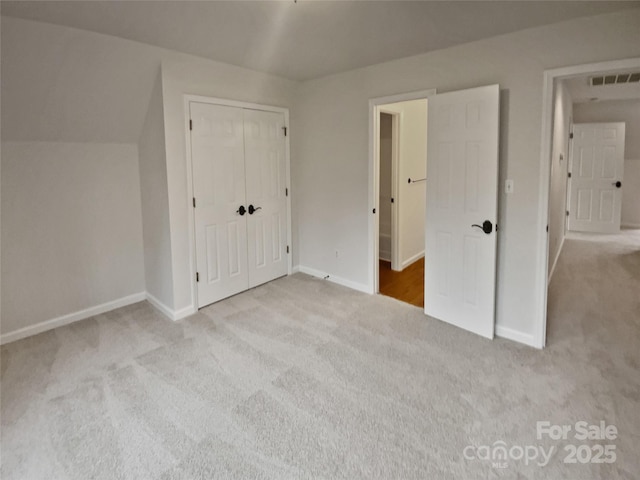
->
[285,188,288,197]
[546,225,549,232]
[566,210,570,216]
[569,132,573,139]
[193,197,196,208]
[391,197,394,203]
[286,245,290,254]
[196,272,199,282]
[282,126,287,137]
[568,172,572,178]
[372,208,376,214]
[190,119,193,131]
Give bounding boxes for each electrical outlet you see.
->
[505,179,514,194]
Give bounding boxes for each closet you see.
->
[189,101,288,307]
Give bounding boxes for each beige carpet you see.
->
[1,230,639,479]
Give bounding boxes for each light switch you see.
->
[505,179,514,194]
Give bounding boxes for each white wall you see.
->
[160,57,297,313]
[2,10,639,346]
[138,72,174,309]
[383,99,428,269]
[293,9,640,342]
[548,81,572,278]
[573,99,640,227]
[1,15,298,324]
[379,113,392,261]
[0,142,145,335]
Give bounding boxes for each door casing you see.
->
[184,95,292,311]
[378,109,401,271]
[369,89,436,294]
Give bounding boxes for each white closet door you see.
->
[243,109,288,288]
[190,102,249,307]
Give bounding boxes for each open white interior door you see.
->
[425,85,500,339]
[568,122,625,233]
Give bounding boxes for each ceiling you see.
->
[2,1,638,81]
[565,72,640,103]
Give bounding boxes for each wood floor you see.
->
[379,258,424,308]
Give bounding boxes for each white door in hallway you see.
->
[568,122,625,234]
[191,102,249,307]
[243,109,288,288]
[425,85,499,339]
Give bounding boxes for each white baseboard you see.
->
[402,251,424,270]
[173,305,197,320]
[0,292,146,345]
[621,223,640,229]
[145,292,175,320]
[291,265,301,274]
[547,235,565,284]
[296,265,371,294]
[495,324,539,348]
[145,292,196,321]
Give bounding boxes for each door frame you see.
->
[183,94,293,311]
[535,57,640,348]
[378,109,401,271]
[368,88,436,294]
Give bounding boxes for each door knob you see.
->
[248,205,262,215]
[613,181,622,188]
[472,220,493,234]
[236,205,246,216]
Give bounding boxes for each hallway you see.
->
[546,228,640,346]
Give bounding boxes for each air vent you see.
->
[590,72,640,86]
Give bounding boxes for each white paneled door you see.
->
[244,109,288,288]
[190,102,288,308]
[425,85,500,339]
[191,103,249,307]
[568,123,625,234]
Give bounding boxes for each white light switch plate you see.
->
[505,179,514,194]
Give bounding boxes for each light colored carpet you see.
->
[1,230,639,479]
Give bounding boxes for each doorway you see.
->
[370,85,501,340]
[375,99,428,307]
[538,57,640,348]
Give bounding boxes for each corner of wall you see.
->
[138,68,175,310]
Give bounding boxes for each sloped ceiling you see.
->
[1,17,164,143]
[2,1,637,81]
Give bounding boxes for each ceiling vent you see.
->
[590,72,640,86]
